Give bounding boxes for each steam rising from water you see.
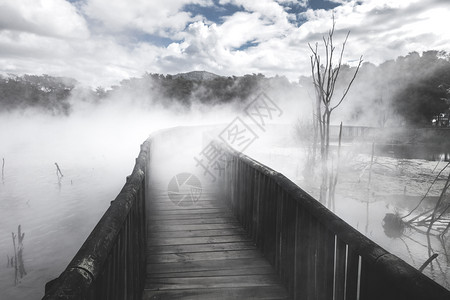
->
[0,81,307,299]
[1,62,449,298]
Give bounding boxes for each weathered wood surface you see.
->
[144,184,289,299]
[142,127,288,299]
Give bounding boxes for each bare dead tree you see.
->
[309,16,363,206]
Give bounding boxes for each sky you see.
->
[0,0,449,87]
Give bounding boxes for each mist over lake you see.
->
[2,1,450,298]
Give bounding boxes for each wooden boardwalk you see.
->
[142,132,289,299]
[143,183,289,299]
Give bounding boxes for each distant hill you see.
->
[172,71,221,81]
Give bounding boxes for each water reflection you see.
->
[375,144,450,162]
[249,144,450,290]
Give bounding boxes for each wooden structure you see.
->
[42,127,450,299]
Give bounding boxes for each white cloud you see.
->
[0,0,89,39]
[0,0,450,86]
[276,0,307,6]
[82,0,212,37]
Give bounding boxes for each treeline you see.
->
[0,72,295,114]
[102,72,294,107]
[2,50,450,126]
[0,74,77,115]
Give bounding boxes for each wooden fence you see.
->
[42,140,150,300]
[218,144,450,300]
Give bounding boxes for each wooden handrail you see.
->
[218,143,450,300]
[42,140,150,300]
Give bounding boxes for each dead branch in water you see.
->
[17,225,26,278]
[401,162,450,238]
[403,162,450,220]
[11,232,18,285]
[368,141,375,186]
[55,162,63,178]
[419,254,439,272]
[426,170,450,235]
[11,225,26,285]
[328,122,342,211]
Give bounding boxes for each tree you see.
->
[309,17,363,207]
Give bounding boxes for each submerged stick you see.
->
[11,232,18,285]
[419,253,438,272]
[432,157,442,173]
[368,141,375,187]
[330,122,343,212]
[17,225,26,278]
[55,162,63,178]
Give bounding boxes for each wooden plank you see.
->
[145,274,284,290]
[346,246,360,300]
[149,189,218,195]
[148,217,238,226]
[283,194,297,294]
[316,224,335,300]
[148,223,241,232]
[148,266,275,278]
[147,257,272,274]
[149,201,226,210]
[147,235,252,247]
[294,206,309,299]
[150,190,218,196]
[147,249,264,264]
[147,228,247,238]
[334,238,347,300]
[150,195,219,203]
[359,258,398,300]
[147,212,233,221]
[147,208,226,216]
[147,241,256,254]
[306,213,318,299]
[142,286,290,300]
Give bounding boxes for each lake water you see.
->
[247,137,450,291]
[1,118,449,299]
[0,118,143,299]
[0,103,245,299]
[0,105,199,299]
[374,144,450,162]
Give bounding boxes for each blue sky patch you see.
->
[183,0,243,24]
[233,39,259,51]
[119,30,180,48]
[308,0,341,10]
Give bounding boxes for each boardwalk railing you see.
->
[218,144,450,300]
[42,140,150,300]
